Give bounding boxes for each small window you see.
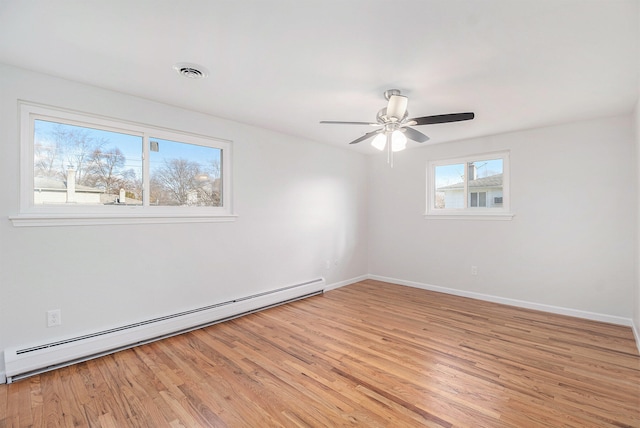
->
[15,102,234,226]
[469,192,487,207]
[427,151,512,219]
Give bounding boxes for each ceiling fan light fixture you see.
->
[371,131,407,152]
[386,95,408,121]
[371,133,387,151]
[391,130,407,152]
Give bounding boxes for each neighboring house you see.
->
[34,173,103,205]
[34,169,141,205]
[186,178,221,206]
[437,173,504,209]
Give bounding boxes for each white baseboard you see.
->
[324,275,369,292]
[3,274,635,384]
[368,274,634,327]
[4,278,325,383]
[632,321,640,354]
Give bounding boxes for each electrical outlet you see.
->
[325,260,331,270]
[471,266,478,276]
[47,309,61,327]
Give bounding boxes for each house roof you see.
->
[0,1,636,153]
[34,176,103,193]
[438,173,503,191]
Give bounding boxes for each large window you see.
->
[14,102,233,226]
[427,151,512,220]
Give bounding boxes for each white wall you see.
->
[0,64,369,377]
[635,95,640,347]
[1,63,638,381]
[369,115,636,321]
[634,2,640,350]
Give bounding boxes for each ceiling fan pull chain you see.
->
[387,133,393,167]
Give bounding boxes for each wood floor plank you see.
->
[4,376,31,428]
[1,280,638,427]
[153,335,270,427]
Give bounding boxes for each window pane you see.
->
[470,192,478,207]
[434,164,465,209]
[479,192,487,207]
[33,120,142,205]
[149,138,222,207]
[467,159,503,208]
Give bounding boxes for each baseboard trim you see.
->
[4,278,325,383]
[0,371,5,384]
[632,321,640,354]
[325,275,369,292]
[368,274,634,327]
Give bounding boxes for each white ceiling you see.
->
[0,0,638,153]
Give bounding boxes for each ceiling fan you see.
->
[320,89,474,165]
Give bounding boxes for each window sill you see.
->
[9,213,238,227]
[424,211,515,221]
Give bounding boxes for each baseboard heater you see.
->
[4,278,325,384]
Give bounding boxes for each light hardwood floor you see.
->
[1,280,639,427]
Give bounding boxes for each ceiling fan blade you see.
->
[410,112,475,126]
[403,127,430,143]
[320,120,378,126]
[349,129,383,145]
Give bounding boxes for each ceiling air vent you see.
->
[173,62,209,79]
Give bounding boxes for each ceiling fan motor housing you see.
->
[377,107,408,125]
[383,89,402,100]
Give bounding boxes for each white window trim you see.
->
[11,101,236,227]
[425,150,514,221]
